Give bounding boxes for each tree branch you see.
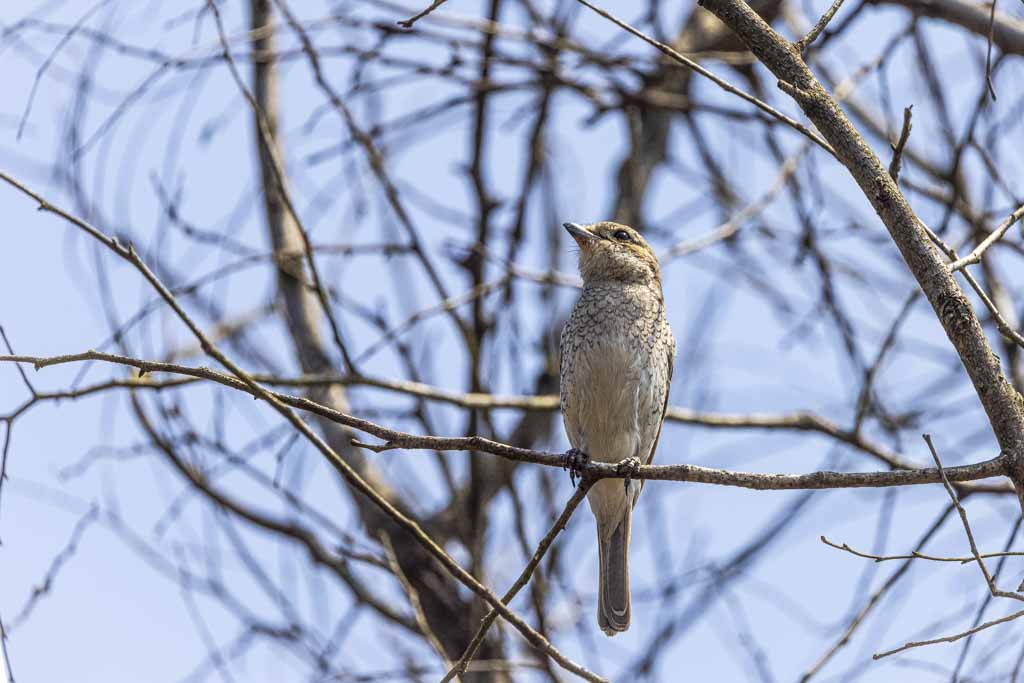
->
[0,351,1012,491]
[0,169,604,683]
[573,0,837,158]
[695,0,1024,504]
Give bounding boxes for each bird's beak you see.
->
[564,222,597,246]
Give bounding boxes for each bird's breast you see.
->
[561,331,649,464]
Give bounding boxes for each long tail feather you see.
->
[597,507,631,635]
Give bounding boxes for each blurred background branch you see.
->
[2,0,1024,680]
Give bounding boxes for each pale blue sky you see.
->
[2,0,1023,681]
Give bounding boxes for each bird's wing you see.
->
[558,318,585,449]
[643,339,675,467]
[629,339,673,508]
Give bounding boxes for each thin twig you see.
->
[985,0,998,100]
[397,0,451,28]
[923,434,1023,601]
[0,169,606,683]
[888,105,913,182]
[801,505,958,680]
[443,483,592,682]
[821,535,1024,564]
[948,203,1024,271]
[572,0,837,158]
[874,607,1024,659]
[796,0,847,52]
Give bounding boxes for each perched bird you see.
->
[559,221,675,635]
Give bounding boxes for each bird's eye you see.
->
[613,229,631,241]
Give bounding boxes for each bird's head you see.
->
[564,221,661,286]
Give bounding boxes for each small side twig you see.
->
[948,203,1024,271]
[923,434,1021,602]
[397,0,451,28]
[801,505,957,681]
[888,105,913,182]
[918,220,1024,349]
[821,535,1024,564]
[874,607,1024,659]
[796,0,847,52]
[985,0,998,100]
[864,437,1024,662]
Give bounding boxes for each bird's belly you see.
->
[564,341,645,464]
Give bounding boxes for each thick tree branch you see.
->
[696,0,1024,500]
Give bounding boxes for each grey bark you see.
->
[697,0,1024,498]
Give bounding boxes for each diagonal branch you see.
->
[443,482,593,681]
[948,203,1024,272]
[573,0,837,158]
[0,169,605,683]
[874,606,1024,660]
[924,434,1023,601]
[796,0,847,51]
[695,0,1024,506]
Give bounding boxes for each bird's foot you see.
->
[562,448,590,488]
[617,457,642,493]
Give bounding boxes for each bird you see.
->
[559,220,675,636]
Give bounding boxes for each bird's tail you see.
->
[597,506,631,635]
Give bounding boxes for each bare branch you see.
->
[573,0,837,158]
[397,0,452,28]
[874,607,1024,660]
[888,105,913,182]
[0,351,1012,491]
[923,434,1022,601]
[821,535,1024,564]
[796,0,847,52]
[0,169,603,683]
[948,203,1024,272]
[444,483,593,681]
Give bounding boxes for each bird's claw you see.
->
[562,448,590,488]
[617,457,642,493]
